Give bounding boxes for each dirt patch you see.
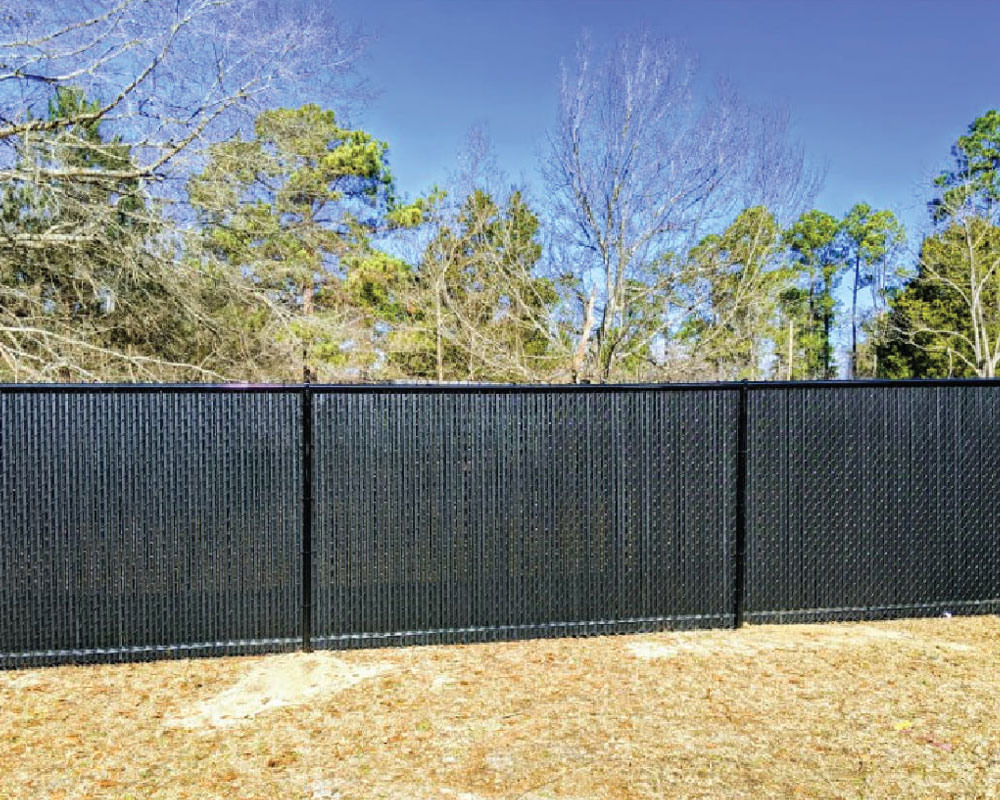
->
[165,652,393,729]
[627,622,975,659]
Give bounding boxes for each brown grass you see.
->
[2,616,999,799]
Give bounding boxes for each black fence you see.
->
[0,381,998,667]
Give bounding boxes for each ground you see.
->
[1,617,999,799]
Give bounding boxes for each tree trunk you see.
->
[823,275,833,378]
[302,282,314,316]
[572,288,596,383]
[850,255,860,378]
[787,318,794,380]
[434,288,444,382]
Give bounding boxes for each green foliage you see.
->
[841,204,905,267]
[875,220,1000,377]
[839,203,906,376]
[871,113,1000,379]
[773,284,823,380]
[678,206,789,380]
[390,189,558,381]
[783,210,842,378]
[11,88,994,384]
[932,110,1000,221]
[0,86,206,380]
[386,192,442,229]
[188,104,427,378]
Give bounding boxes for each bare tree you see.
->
[0,1,365,184]
[876,111,1000,378]
[542,30,817,382]
[448,123,507,208]
[882,216,1000,378]
[0,1,367,381]
[739,103,824,225]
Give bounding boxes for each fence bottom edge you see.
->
[745,599,1000,624]
[311,613,733,647]
[0,636,303,669]
[6,601,998,668]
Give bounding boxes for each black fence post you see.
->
[301,384,314,652]
[733,380,748,628]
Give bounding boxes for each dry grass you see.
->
[2,617,1000,799]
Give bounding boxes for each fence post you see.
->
[301,383,314,652]
[733,380,748,628]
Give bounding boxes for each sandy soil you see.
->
[163,653,391,730]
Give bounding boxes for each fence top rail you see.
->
[0,377,999,394]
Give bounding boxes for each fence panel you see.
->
[746,384,1000,622]
[0,389,302,667]
[4,380,998,669]
[311,388,738,648]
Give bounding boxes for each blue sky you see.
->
[335,0,999,242]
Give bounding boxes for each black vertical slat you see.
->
[733,382,748,628]
[308,386,736,651]
[302,386,313,652]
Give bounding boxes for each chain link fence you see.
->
[0,381,997,667]
[310,388,737,648]
[745,384,1000,623]
[0,387,302,667]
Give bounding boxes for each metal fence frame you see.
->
[1,378,998,667]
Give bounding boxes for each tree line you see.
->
[1,3,997,383]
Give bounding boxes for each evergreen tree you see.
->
[782,210,842,378]
[390,189,559,382]
[875,220,1000,377]
[188,104,427,379]
[0,87,208,380]
[872,111,1000,378]
[839,203,905,377]
[931,109,1000,221]
[677,207,789,380]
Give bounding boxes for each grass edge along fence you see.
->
[1,379,998,668]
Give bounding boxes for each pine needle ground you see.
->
[1,616,999,799]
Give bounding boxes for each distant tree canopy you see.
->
[875,219,1000,378]
[677,206,786,381]
[0,0,370,381]
[782,209,841,379]
[388,189,561,382]
[871,111,1000,378]
[0,85,202,380]
[0,7,995,383]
